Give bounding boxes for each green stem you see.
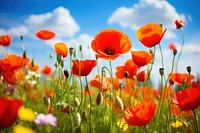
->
[159,43,166,82]
[193,110,199,133]
[176,27,184,72]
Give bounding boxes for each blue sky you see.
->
[0,0,200,85]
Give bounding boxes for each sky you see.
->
[0,0,200,86]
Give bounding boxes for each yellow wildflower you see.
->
[18,106,36,122]
[171,120,183,128]
[117,119,128,132]
[14,125,35,133]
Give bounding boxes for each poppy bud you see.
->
[31,58,35,67]
[79,45,82,52]
[73,112,81,128]
[54,62,59,67]
[119,83,124,89]
[74,97,80,107]
[69,47,74,56]
[124,71,129,78]
[20,35,24,41]
[116,96,124,110]
[173,49,177,56]
[23,50,27,59]
[82,111,87,121]
[49,54,53,59]
[61,105,74,113]
[95,54,98,60]
[149,48,154,55]
[96,92,103,106]
[64,69,69,79]
[186,66,191,74]
[169,79,174,85]
[159,68,164,76]
[56,54,62,63]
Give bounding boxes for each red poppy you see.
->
[72,60,97,76]
[2,68,24,84]
[175,19,185,29]
[192,81,200,89]
[0,35,12,46]
[169,73,195,85]
[41,64,52,75]
[89,75,112,91]
[36,29,55,40]
[137,70,145,82]
[54,42,68,58]
[27,63,39,72]
[115,59,139,79]
[0,97,23,129]
[124,101,156,126]
[168,43,177,51]
[136,23,167,48]
[91,28,132,60]
[172,88,200,111]
[131,50,153,67]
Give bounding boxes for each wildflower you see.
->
[54,42,68,58]
[137,70,145,82]
[168,43,177,51]
[72,60,97,76]
[91,28,132,60]
[136,23,167,48]
[172,88,200,111]
[34,113,57,126]
[41,64,52,75]
[169,73,195,85]
[171,120,183,128]
[13,125,35,133]
[175,19,185,29]
[18,106,36,122]
[0,35,12,46]
[27,62,39,72]
[131,50,153,67]
[124,101,156,126]
[36,29,55,40]
[117,119,128,132]
[0,97,23,129]
[2,68,24,84]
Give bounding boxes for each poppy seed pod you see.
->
[116,96,124,110]
[82,111,87,121]
[73,112,81,128]
[173,49,177,56]
[186,66,191,74]
[64,69,69,79]
[159,68,164,76]
[69,47,74,56]
[79,45,82,52]
[96,92,103,106]
[23,50,27,59]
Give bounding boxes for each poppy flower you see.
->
[41,64,52,75]
[36,29,55,40]
[89,75,112,91]
[91,28,132,60]
[168,43,177,51]
[27,63,39,72]
[115,59,139,79]
[175,19,185,29]
[72,60,97,76]
[2,68,24,84]
[124,101,156,126]
[0,97,23,129]
[169,73,195,85]
[136,23,167,48]
[137,70,145,82]
[172,88,200,111]
[192,81,200,89]
[54,42,68,58]
[0,35,12,46]
[131,50,153,67]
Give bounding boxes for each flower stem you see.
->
[176,27,184,72]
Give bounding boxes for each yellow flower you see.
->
[171,120,183,128]
[14,125,35,133]
[18,106,36,122]
[117,119,128,132]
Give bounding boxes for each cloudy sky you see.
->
[0,0,200,85]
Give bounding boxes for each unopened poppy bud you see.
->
[64,69,69,79]
[96,92,103,106]
[173,49,177,56]
[149,48,154,55]
[73,112,81,128]
[54,62,59,67]
[169,79,174,85]
[31,58,35,67]
[49,54,53,59]
[159,68,164,76]
[124,71,129,78]
[119,83,124,89]
[82,111,87,121]
[69,47,74,56]
[186,66,191,74]
[57,54,62,63]
[23,50,27,59]
[20,35,24,41]
[74,97,80,107]
[61,105,74,113]
[116,96,124,110]
[79,45,82,52]
[95,54,98,60]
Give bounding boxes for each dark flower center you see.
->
[104,46,115,55]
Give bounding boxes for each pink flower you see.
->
[34,113,57,126]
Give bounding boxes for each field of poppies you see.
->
[0,20,200,133]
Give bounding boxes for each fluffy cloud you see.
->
[0,6,80,38]
[108,0,187,39]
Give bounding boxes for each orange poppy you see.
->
[82,88,94,96]
[124,101,157,126]
[0,35,12,46]
[131,50,153,67]
[169,73,195,85]
[172,88,200,111]
[44,88,55,98]
[168,43,177,51]
[91,28,132,60]
[115,59,139,79]
[72,60,97,76]
[2,68,24,84]
[36,29,55,40]
[175,19,185,29]
[136,23,167,48]
[90,75,112,91]
[41,64,52,75]
[0,97,23,129]
[107,77,120,91]
[27,63,39,72]
[0,54,29,72]
[122,78,136,96]
[54,42,68,58]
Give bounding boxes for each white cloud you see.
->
[108,0,187,39]
[0,6,80,38]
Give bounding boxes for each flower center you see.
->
[104,46,115,55]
